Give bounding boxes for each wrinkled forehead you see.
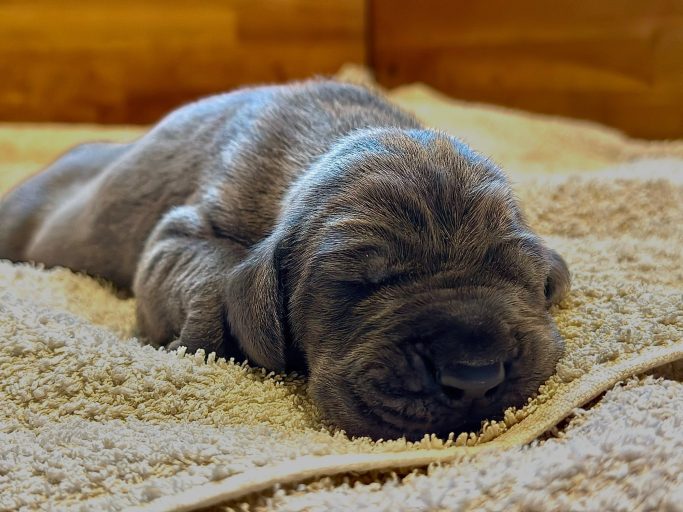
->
[287,128,524,258]
[328,153,519,248]
[346,129,512,206]
[374,128,492,170]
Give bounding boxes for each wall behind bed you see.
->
[369,0,683,140]
[1,0,681,139]
[0,0,365,125]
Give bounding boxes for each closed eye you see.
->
[371,270,416,288]
[332,268,414,302]
[330,278,376,303]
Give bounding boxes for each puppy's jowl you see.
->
[0,81,570,440]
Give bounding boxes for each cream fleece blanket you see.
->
[1,72,682,511]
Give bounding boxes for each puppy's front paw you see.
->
[166,285,231,357]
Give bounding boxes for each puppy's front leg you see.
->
[133,204,247,358]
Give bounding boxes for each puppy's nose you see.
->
[439,362,505,400]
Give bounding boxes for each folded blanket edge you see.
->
[129,341,683,512]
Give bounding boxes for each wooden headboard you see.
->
[0,0,365,124]
[1,0,681,139]
[369,0,683,139]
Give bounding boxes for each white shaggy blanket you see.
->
[1,72,682,511]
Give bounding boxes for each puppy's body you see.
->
[1,84,416,289]
[0,81,570,440]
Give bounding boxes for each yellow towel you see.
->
[0,74,682,511]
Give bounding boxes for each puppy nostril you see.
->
[484,384,501,399]
[439,362,505,401]
[442,386,465,401]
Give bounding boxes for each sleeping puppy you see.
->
[0,80,570,440]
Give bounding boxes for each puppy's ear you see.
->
[545,249,571,308]
[226,235,288,371]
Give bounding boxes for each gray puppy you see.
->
[0,80,570,440]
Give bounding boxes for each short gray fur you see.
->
[0,80,570,440]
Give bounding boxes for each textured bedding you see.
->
[1,69,682,511]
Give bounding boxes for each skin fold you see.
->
[0,80,570,440]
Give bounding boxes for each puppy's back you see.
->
[0,80,421,288]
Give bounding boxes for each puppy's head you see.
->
[228,128,570,441]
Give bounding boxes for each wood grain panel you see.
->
[0,0,365,124]
[370,0,683,139]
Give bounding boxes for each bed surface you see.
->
[1,72,682,511]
